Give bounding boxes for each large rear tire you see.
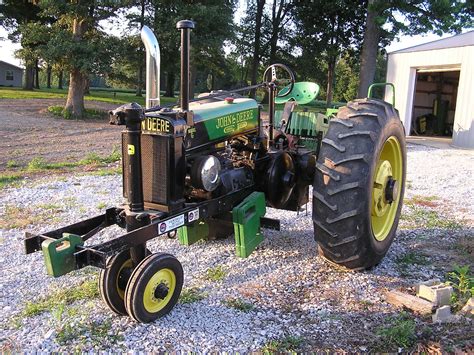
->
[312,98,406,270]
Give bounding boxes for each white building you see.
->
[385,31,474,149]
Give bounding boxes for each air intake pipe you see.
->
[140,26,160,109]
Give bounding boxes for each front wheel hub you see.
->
[372,160,393,217]
[154,282,169,300]
[385,177,398,203]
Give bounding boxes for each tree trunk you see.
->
[23,63,35,90]
[189,64,196,99]
[46,65,52,89]
[326,56,336,106]
[65,18,88,118]
[136,0,146,97]
[35,59,40,89]
[136,64,143,96]
[250,0,265,98]
[65,69,87,119]
[357,0,382,98]
[84,78,90,95]
[166,71,175,97]
[58,70,63,89]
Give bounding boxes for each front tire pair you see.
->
[99,249,183,323]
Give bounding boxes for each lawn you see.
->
[0,87,179,106]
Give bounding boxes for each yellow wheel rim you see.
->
[116,259,132,299]
[371,136,403,241]
[143,268,176,313]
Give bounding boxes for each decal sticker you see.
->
[158,214,185,234]
[127,144,135,155]
[187,208,199,223]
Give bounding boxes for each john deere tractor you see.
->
[25,21,406,323]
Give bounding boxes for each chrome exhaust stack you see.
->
[140,26,160,109]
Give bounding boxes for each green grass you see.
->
[396,251,430,277]
[0,87,178,106]
[179,287,208,304]
[22,279,99,317]
[205,265,227,282]
[47,105,107,120]
[56,319,123,346]
[376,312,417,350]
[96,202,107,210]
[401,205,462,230]
[262,336,305,353]
[6,160,20,168]
[0,173,24,189]
[223,298,255,312]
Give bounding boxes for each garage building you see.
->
[385,31,474,149]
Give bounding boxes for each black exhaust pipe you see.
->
[177,20,195,112]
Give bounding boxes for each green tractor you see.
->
[25,21,406,323]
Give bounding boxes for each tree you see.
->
[266,0,293,64]
[294,0,366,105]
[149,0,236,97]
[357,0,474,98]
[0,0,43,90]
[39,0,122,118]
[248,0,265,98]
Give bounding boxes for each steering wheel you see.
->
[262,63,295,98]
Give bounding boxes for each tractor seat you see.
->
[275,82,320,105]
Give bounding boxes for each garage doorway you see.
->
[411,69,460,139]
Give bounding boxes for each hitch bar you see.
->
[24,188,280,272]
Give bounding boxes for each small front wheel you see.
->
[99,248,150,315]
[124,253,183,323]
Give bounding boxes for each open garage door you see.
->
[411,69,460,139]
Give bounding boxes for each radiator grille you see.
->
[141,134,169,205]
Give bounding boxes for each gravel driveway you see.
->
[0,143,472,352]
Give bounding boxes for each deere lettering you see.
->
[142,117,171,134]
[216,109,254,130]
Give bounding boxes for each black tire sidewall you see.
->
[100,249,133,315]
[126,253,184,323]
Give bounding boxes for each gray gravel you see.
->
[0,143,472,352]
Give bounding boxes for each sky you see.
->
[0,4,461,69]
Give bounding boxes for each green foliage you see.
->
[22,279,99,317]
[25,148,120,173]
[262,335,304,353]
[396,251,430,276]
[56,319,123,347]
[6,160,20,168]
[223,298,255,313]
[48,104,107,121]
[376,312,417,350]
[447,265,473,310]
[0,173,23,189]
[205,265,227,282]
[179,287,208,304]
[333,52,359,103]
